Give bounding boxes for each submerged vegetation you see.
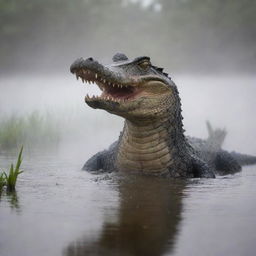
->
[0,111,60,152]
[0,173,6,195]
[0,147,23,193]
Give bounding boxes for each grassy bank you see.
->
[0,111,60,152]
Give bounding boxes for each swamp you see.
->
[1,1,256,256]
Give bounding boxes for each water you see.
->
[0,75,256,256]
[1,154,255,256]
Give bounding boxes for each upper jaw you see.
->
[71,59,142,103]
[70,57,134,86]
[70,57,171,104]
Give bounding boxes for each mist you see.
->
[1,1,256,256]
[1,0,256,74]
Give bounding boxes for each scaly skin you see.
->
[70,53,256,178]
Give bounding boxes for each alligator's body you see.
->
[70,53,256,178]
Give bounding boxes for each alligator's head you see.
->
[70,53,177,122]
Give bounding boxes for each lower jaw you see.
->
[101,91,141,101]
[85,92,141,103]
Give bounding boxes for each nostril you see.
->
[87,57,94,61]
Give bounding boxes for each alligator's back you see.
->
[189,122,256,175]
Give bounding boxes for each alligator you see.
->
[70,53,256,178]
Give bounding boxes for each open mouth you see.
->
[73,68,140,102]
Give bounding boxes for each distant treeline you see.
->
[0,0,255,73]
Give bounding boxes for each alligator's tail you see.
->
[206,121,227,151]
[230,151,256,166]
[206,121,256,167]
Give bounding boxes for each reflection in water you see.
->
[64,175,186,256]
[6,191,20,211]
[0,190,20,212]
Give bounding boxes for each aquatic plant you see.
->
[22,111,61,150]
[0,111,61,152]
[3,147,23,192]
[0,115,24,150]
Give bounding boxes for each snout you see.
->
[70,57,104,74]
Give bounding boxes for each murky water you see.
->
[1,153,255,256]
[0,75,256,256]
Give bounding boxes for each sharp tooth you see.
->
[113,84,115,87]
[83,70,86,74]
[85,94,90,101]
[120,84,123,88]
[95,73,98,79]
[103,79,106,83]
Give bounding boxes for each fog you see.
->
[1,2,256,255]
[1,0,256,74]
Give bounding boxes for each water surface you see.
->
[1,153,256,256]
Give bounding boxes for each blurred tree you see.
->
[157,0,256,71]
[0,0,255,73]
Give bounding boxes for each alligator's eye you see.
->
[138,60,151,70]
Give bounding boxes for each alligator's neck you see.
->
[116,100,189,176]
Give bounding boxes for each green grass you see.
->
[0,147,24,193]
[4,147,23,191]
[0,115,24,150]
[0,111,61,152]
